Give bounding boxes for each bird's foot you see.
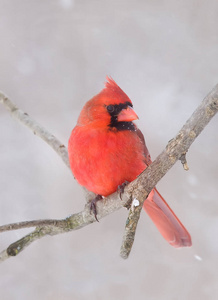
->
[90,194,103,222]
[117,181,129,199]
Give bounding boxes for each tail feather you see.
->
[143,188,192,248]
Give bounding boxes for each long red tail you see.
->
[143,188,192,248]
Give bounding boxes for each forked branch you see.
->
[0,84,217,262]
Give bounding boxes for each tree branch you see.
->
[0,92,70,169]
[120,83,218,258]
[0,194,126,261]
[0,84,217,262]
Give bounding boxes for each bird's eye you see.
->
[107,105,115,113]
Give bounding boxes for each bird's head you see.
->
[77,77,138,130]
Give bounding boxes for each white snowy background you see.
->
[0,1,218,299]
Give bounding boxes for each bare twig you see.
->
[120,83,218,258]
[180,153,189,171]
[0,92,70,169]
[0,84,217,262]
[0,196,126,261]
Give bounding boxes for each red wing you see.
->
[143,188,192,248]
[136,128,152,166]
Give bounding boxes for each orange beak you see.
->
[117,106,139,122]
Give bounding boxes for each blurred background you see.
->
[0,1,218,299]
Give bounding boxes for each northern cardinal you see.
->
[68,77,192,248]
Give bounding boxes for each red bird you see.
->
[68,77,192,248]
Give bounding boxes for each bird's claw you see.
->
[90,194,102,222]
[117,181,129,199]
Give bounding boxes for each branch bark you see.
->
[0,84,218,262]
[0,92,70,169]
[120,84,218,258]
